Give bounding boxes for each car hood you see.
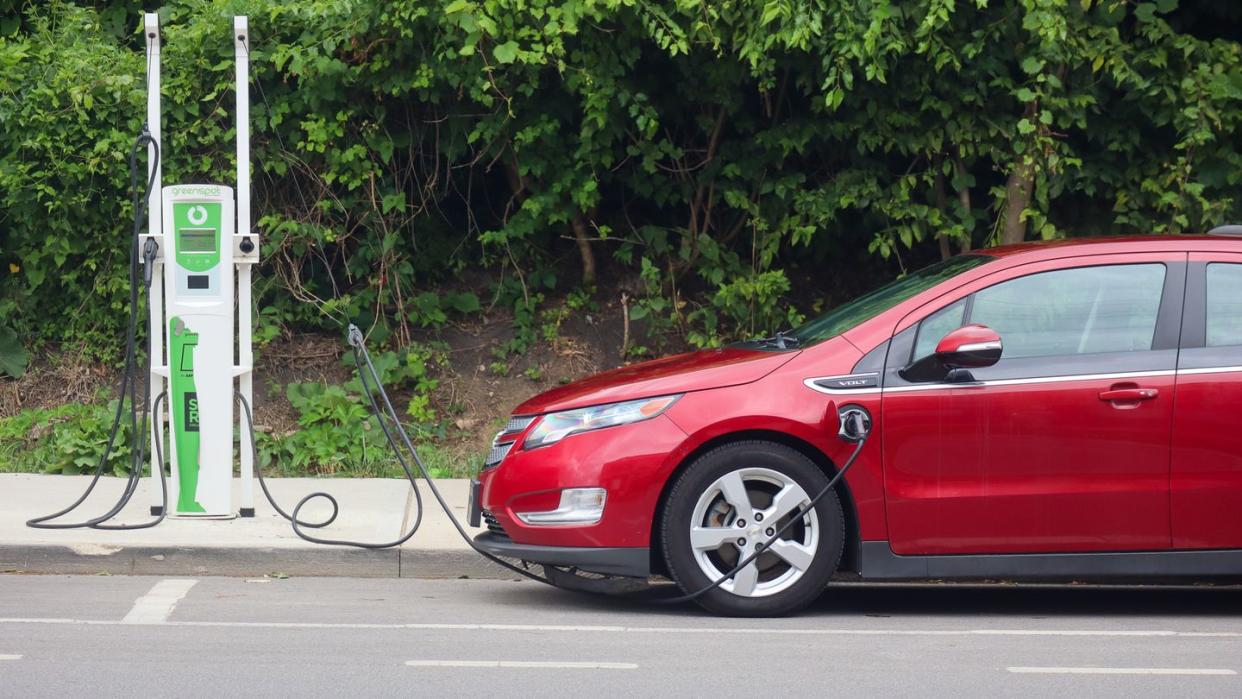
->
[512,347,800,415]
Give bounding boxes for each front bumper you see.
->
[472,531,650,578]
[474,413,688,548]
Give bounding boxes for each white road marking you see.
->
[405,660,636,670]
[0,655,21,661]
[121,579,198,624]
[1,616,1239,638]
[1008,666,1237,676]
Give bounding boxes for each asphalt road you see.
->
[1,575,1240,697]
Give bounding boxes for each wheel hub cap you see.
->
[688,467,819,598]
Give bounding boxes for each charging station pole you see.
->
[144,13,165,516]
[234,16,256,517]
[142,13,259,519]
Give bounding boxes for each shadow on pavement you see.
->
[804,582,1242,619]
[480,578,1242,619]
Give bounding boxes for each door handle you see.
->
[1098,387,1159,402]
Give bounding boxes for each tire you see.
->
[660,441,844,616]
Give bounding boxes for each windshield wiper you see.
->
[754,330,801,350]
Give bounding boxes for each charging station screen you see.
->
[179,229,216,253]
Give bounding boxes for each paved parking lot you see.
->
[1,575,1240,696]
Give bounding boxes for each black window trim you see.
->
[1177,260,1242,370]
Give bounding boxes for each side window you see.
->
[969,264,1165,360]
[912,300,966,361]
[1206,264,1242,347]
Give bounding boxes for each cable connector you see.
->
[346,324,365,349]
[837,405,872,443]
[142,237,159,287]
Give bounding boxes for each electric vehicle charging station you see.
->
[140,13,258,519]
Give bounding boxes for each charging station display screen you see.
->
[179,229,217,253]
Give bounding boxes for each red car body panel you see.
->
[882,374,1176,554]
[663,349,890,542]
[476,236,1242,578]
[512,347,799,415]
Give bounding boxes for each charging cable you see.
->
[241,324,559,586]
[27,126,169,531]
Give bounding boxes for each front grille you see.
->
[504,415,536,433]
[481,510,509,538]
[483,441,514,470]
[482,415,535,471]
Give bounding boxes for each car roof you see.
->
[982,235,1242,260]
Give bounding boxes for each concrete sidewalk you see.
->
[0,474,515,579]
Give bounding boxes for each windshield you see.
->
[787,254,994,346]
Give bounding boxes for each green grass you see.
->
[0,404,485,480]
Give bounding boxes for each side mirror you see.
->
[899,323,1003,383]
[935,324,1003,369]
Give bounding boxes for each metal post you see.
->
[145,12,166,513]
[234,16,255,516]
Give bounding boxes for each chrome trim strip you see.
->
[1177,365,1242,376]
[805,365,1242,398]
[882,369,1176,393]
[956,341,1002,352]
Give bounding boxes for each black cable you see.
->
[26,127,167,531]
[243,324,557,585]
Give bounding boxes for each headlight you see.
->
[523,394,681,449]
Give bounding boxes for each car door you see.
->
[881,254,1185,555]
[1170,253,1242,549]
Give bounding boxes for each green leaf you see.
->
[381,192,405,215]
[1017,118,1036,135]
[445,292,481,313]
[493,41,519,64]
[0,325,28,378]
[1020,57,1045,75]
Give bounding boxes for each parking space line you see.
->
[2,616,1240,639]
[0,654,21,661]
[121,579,198,624]
[405,660,637,670]
[1007,666,1237,676]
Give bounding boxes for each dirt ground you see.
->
[1,294,678,459]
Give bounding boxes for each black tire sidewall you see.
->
[661,441,844,616]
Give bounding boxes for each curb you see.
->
[0,544,521,580]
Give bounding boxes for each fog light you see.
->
[514,488,607,526]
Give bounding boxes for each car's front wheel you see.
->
[660,441,844,616]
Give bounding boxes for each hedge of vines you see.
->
[1,0,1240,363]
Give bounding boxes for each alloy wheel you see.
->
[688,467,820,597]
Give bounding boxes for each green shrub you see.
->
[3,0,1239,362]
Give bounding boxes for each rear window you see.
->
[1206,263,1242,347]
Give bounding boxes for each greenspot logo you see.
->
[170,185,221,197]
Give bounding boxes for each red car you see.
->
[470,236,1242,615]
